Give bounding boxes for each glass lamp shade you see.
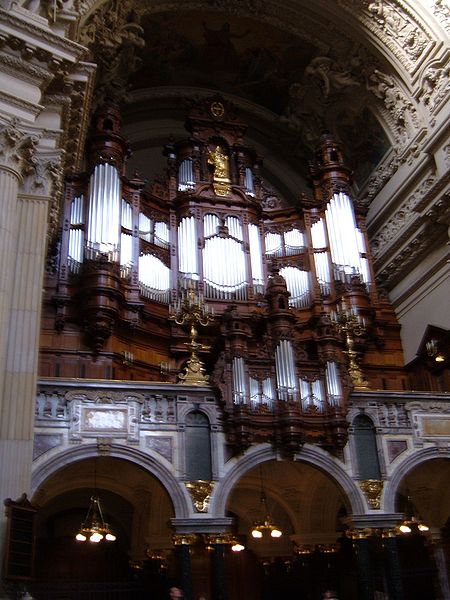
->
[75,496,116,543]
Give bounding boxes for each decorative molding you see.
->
[0,50,53,85]
[370,176,436,259]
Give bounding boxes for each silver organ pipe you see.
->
[299,378,325,412]
[204,213,220,237]
[275,339,297,401]
[225,216,243,241]
[299,379,311,411]
[311,218,332,296]
[120,200,133,276]
[262,377,275,409]
[203,236,247,300]
[138,254,170,303]
[68,194,84,272]
[248,223,264,292]
[325,361,343,407]
[265,232,283,257]
[284,228,305,256]
[311,379,325,411]
[325,192,361,281]
[154,221,170,248]
[178,159,195,192]
[249,377,260,409]
[178,216,198,281]
[139,213,152,242]
[245,167,255,196]
[356,229,371,285]
[232,356,247,404]
[279,267,311,308]
[86,163,121,260]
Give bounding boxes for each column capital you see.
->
[0,118,39,175]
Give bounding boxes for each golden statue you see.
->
[208,145,231,196]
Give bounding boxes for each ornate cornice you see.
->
[0,50,53,85]
[370,175,436,260]
[0,89,43,119]
[0,7,87,60]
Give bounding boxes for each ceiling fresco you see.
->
[85,6,392,190]
[129,12,316,116]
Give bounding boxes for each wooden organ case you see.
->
[41,96,407,456]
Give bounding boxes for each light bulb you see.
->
[271,528,282,538]
[231,542,244,552]
[90,532,103,543]
[105,532,116,541]
[418,523,429,532]
[76,532,86,542]
[251,529,263,539]
[399,524,411,534]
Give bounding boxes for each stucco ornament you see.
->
[78,0,145,104]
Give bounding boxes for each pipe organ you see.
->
[43,96,406,455]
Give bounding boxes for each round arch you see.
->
[383,446,450,513]
[31,443,191,518]
[209,443,366,516]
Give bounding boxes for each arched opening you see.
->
[31,456,177,598]
[394,458,450,600]
[223,459,355,600]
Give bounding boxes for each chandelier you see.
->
[75,495,117,543]
[398,494,429,534]
[251,468,282,539]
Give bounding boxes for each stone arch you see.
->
[209,443,366,516]
[383,446,450,513]
[31,442,191,518]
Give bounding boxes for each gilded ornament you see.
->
[185,480,215,512]
[359,479,384,509]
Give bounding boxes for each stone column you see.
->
[0,123,39,572]
[350,529,375,600]
[428,529,450,600]
[173,534,196,600]
[0,128,61,596]
[206,534,229,600]
[382,529,405,600]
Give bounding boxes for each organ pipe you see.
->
[279,267,311,308]
[87,163,121,255]
[178,216,198,279]
[275,339,297,400]
[248,223,264,288]
[232,356,247,404]
[325,192,362,279]
[325,361,343,406]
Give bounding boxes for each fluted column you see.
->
[0,128,61,597]
[0,121,32,404]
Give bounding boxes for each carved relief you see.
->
[337,0,430,68]
[433,0,450,32]
[370,177,436,258]
[78,0,145,105]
